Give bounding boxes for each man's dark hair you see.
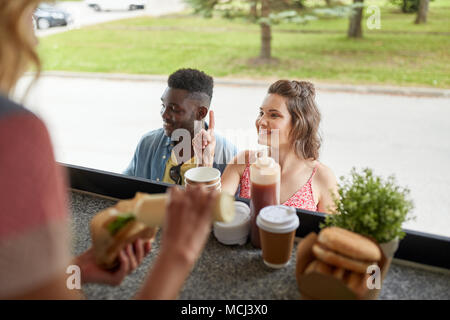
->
[168,68,214,107]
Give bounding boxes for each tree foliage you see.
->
[390,0,433,13]
[184,0,363,25]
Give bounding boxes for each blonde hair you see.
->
[0,0,42,95]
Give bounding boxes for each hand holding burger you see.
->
[73,239,152,286]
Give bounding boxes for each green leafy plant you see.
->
[322,168,414,243]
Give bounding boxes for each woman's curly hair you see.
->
[268,80,322,160]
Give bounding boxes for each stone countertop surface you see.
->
[69,191,450,300]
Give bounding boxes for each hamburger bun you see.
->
[304,259,334,276]
[332,267,346,280]
[312,243,372,273]
[295,232,318,276]
[318,227,381,261]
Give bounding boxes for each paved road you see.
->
[36,0,186,37]
[15,74,450,238]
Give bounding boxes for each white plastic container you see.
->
[213,201,251,245]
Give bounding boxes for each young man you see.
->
[124,68,237,185]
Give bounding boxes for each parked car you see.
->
[86,0,146,12]
[33,3,73,30]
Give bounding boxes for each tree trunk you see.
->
[250,0,258,21]
[402,0,408,13]
[348,0,364,38]
[415,0,429,24]
[325,0,331,6]
[260,0,271,59]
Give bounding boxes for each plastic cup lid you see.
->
[256,205,299,234]
[233,201,251,215]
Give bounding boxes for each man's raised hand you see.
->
[193,110,216,167]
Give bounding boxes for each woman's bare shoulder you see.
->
[314,161,338,187]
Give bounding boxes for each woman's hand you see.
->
[74,239,152,286]
[135,186,217,300]
[193,110,216,167]
[161,186,218,266]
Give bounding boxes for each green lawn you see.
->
[38,1,450,88]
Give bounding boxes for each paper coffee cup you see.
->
[256,205,299,269]
[186,184,221,192]
[185,167,221,186]
[185,181,221,192]
[186,179,221,188]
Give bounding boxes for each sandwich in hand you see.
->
[90,193,158,269]
[90,191,235,269]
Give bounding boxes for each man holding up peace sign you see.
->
[124,68,237,185]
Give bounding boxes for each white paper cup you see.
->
[185,181,221,192]
[186,179,221,188]
[185,167,221,186]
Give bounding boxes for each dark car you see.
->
[33,3,73,30]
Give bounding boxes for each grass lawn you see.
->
[38,1,450,88]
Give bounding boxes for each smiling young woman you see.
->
[220,80,339,214]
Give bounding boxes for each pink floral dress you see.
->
[238,163,318,211]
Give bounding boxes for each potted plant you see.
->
[322,167,415,276]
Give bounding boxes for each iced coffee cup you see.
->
[249,155,280,248]
[256,205,299,269]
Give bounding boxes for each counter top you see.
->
[70,191,450,300]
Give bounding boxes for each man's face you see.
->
[160,88,198,138]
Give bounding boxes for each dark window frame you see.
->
[64,163,450,270]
